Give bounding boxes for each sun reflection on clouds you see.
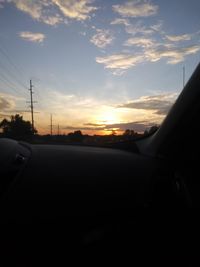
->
[1,87,177,135]
[32,91,170,135]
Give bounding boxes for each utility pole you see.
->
[49,114,56,136]
[57,124,60,136]
[29,79,36,133]
[50,114,53,136]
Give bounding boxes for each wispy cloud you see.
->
[19,31,46,43]
[0,94,15,110]
[96,53,145,75]
[0,0,5,8]
[145,45,200,64]
[165,34,192,42]
[84,122,105,127]
[104,121,155,132]
[10,0,44,20]
[44,90,101,114]
[110,18,130,27]
[117,93,177,115]
[112,0,158,18]
[110,16,163,37]
[6,0,64,25]
[96,44,200,74]
[5,0,97,25]
[150,21,163,32]
[125,20,156,35]
[52,0,97,21]
[124,37,155,48]
[63,121,156,133]
[42,14,64,26]
[90,29,114,48]
[0,93,25,114]
[62,125,103,131]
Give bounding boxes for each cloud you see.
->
[5,0,97,26]
[110,18,163,37]
[124,37,155,48]
[110,18,130,27]
[42,14,64,26]
[150,21,163,32]
[10,0,65,25]
[117,93,177,115]
[9,0,44,20]
[96,53,145,75]
[84,123,105,127]
[33,90,104,133]
[125,21,154,36]
[0,96,14,110]
[104,121,155,132]
[0,93,23,112]
[122,20,164,36]
[90,29,114,48]
[63,121,156,133]
[0,0,5,8]
[145,45,200,64]
[19,31,46,43]
[44,90,100,113]
[0,93,27,121]
[80,31,87,36]
[63,125,104,131]
[96,43,200,74]
[165,34,192,42]
[112,0,158,18]
[52,0,97,21]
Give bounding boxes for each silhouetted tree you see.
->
[122,129,136,141]
[111,130,117,136]
[68,130,83,142]
[0,114,37,139]
[123,129,135,136]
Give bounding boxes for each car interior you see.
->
[0,63,200,265]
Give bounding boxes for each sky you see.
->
[0,0,200,135]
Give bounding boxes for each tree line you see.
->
[0,114,159,143]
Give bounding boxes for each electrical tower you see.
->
[49,114,56,136]
[57,124,60,135]
[27,80,37,133]
[50,114,53,136]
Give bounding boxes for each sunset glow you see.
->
[0,1,200,135]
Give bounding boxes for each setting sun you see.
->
[94,106,121,126]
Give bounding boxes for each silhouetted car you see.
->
[1,63,200,265]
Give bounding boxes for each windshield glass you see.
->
[0,0,200,144]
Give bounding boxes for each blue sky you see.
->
[0,0,200,134]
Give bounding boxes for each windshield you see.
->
[0,0,200,144]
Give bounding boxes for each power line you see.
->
[0,46,29,98]
[0,44,28,88]
[0,72,25,96]
[0,62,28,93]
[0,76,19,95]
